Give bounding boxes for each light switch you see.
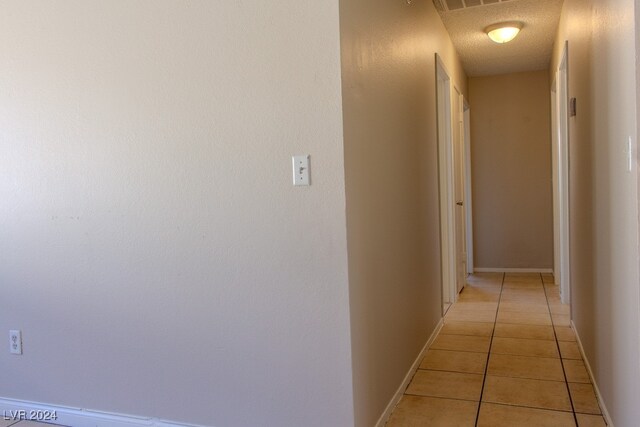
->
[292,155,310,186]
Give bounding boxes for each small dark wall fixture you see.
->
[569,97,577,117]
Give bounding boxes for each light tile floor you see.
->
[386,272,608,427]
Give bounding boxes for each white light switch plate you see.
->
[292,155,310,186]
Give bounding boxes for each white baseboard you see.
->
[571,321,614,427]
[474,268,554,273]
[374,318,444,427]
[0,398,208,427]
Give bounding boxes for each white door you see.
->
[453,88,467,293]
[436,55,456,313]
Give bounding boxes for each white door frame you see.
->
[552,42,571,305]
[463,101,474,274]
[436,54,457,313]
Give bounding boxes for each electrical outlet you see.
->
[9,330,22,355]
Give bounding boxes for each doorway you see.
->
[436,55,471,314]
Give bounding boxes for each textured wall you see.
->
[339,0,467,425]
[551,0,640,425]
[469,71,553,270]
[0,2,353,426]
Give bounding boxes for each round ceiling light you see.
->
[485,22,523,44]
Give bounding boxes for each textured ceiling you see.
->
[435,0,564,76]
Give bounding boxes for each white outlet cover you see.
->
[9,330,22,355]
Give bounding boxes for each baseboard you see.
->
[374,318,444,427]
[474,268,554,273]
[571,321,614,427]
[0,398,208,427]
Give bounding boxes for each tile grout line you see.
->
[473,272,505,427]
[541,272,580,427]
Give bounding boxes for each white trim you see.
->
[0,398,207,427]
[374,319,444,427]
[571,321,614,427]
[556,42,571,305]
[473,268,553,273]
[551,74,561,285]
[463,104,474,274]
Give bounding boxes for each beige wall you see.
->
[0,2,354,426]
[551,0,640,425]
[339,1,466,425]
[469,71,553,270]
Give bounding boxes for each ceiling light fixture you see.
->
[485,22,523,44]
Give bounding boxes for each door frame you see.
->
[436,54,457,313]
[463,100,474,274]
[551,42,571,305]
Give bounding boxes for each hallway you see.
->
[386,273,606,427]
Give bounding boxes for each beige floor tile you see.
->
[505,272,542,281]
[503,282,544,290]
[445,309,497,323]
[559,341,582,359]
[406,370,484,401]
[555,326,577,342]
[491,337,559,358]
[545,289,561,298]
[500,295,548,304]
[487,353,564,381]
[552,314,571,326]
[431,334,491,352]
[569,383,601,414]
[499,301,550,313]
[575,414,607,427]
[477,402,575,427]
[465,280,503,289]
[440,321,494,337]
[420,350,487,374]
[497,311,552,325]
[547,294,562,303]
[469,272,504,281]
[549,303,571,315]
[493,323,555,340]
[458,294,501,304]
[454,301,499,312]
[501,288,547,297]
[386,395,478,427]
[499,295,549,305]
[563,359,591,383]
[461,285,502,294]
[458,288,501,299]
[482,376,572,411]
